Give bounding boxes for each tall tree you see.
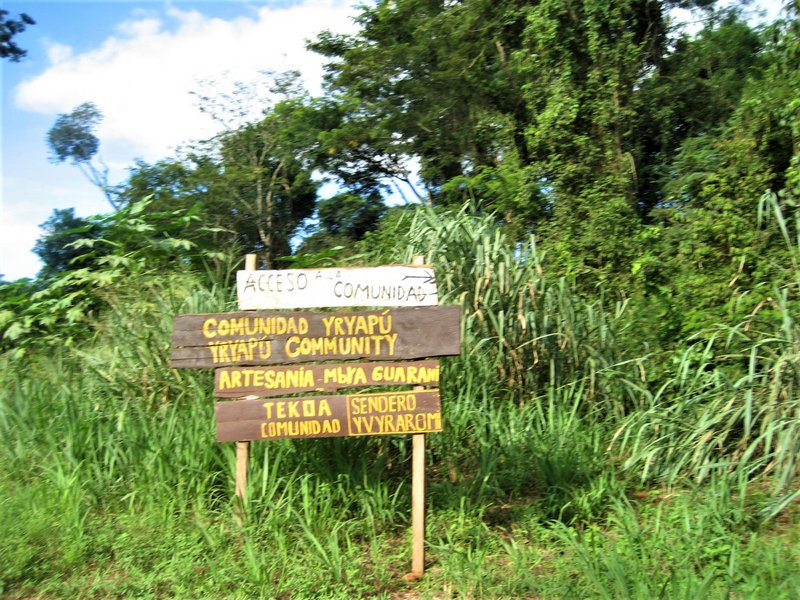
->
[215,110,318,266]
[633,10,764,216]
[309,0,706,248]
[310,0,759,285]
[309,0,539,216]
[189,72,321,266]
[46,102,119,210]
[113,73,323,268]
[646,6,800,333]
[512,0,678,282]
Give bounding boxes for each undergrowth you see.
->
[2,202,799,598]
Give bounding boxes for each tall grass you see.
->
[395,205,648,416]
[610,194,800,515]
[382,203,799,515]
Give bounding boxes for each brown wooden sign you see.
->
[171,306,460,368]
[215,360,440,398]
[215,389,442,442]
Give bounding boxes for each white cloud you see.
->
[0,208,42,281]
[46,42,73,65]
[15,1,359,166]
[116,16,162,38]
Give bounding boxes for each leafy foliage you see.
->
[1,198,228,357]
[33,208,104,278]
[114,76,324,267]
[47,102,102,164]
[214,110,318,266]
[0,9,34,62]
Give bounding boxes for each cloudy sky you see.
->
[0,0,787,281]
[1,0,360,281]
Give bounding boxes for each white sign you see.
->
[237,265,439,309]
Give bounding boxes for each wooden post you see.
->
[411,255,426,578]
[234,253,257,525]
[411,431,425,577]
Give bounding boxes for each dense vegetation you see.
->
[2,1,799,597]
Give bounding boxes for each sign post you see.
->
[170,255,460,579]
[234,252,257,526]
[411,255,426,579]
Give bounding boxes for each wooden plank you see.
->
[234,252,257,526]
[214,360,440,397]
[171,306,460,368]
[236,265,438,309]
[215,390,442,442]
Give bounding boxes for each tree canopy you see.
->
[46,102,121,210]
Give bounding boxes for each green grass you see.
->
[2,206,799,597]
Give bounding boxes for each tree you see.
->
[110,73,327,268]
[299,191,387,255]
[33,208,104,278]
[313,1,782,285]
[309,0,538,208]
[46,102,120,210]
[632,10,764,216]
[189,72,322,267]
[650,7,800,334]
[110,157,237,276]
[0,9,34,62]
[309,0,708,262]
[317,191,386,239]
[215,110,318,267]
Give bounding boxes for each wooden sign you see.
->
[215,360,440,397]
[171,306,460,368]
[236,265,438,310]
[215,389,442,442]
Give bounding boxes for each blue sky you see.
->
[0,0,788,281]
[1,0,359,281]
